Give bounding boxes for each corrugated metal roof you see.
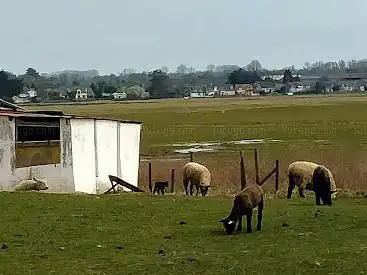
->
[0,110,142,124]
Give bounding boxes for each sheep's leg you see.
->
[183,178,189,195]
[321,186,332,206]
[315,193,321,205]
[246,209,253,233]
[189,184,194,196]
[237,215,243,232]
[287,174,295,199]
[257,199,264,231]
[161,186,165,195]
[287,184,295,199]
[153,185,157,195]
[298,186,305,198]
[195,185,200,196]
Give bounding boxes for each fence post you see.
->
[254,149,259,185]
[275,160,279,193]
[190,151,194,162]
[171,168,175,193]
[148,162,152,193]
[240,151,246,190]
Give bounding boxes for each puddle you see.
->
[174,147,219,154]
[171,142,222,147]
[167,139,285,154]
[230,139,265,145]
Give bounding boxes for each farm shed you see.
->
[0,103,142,194]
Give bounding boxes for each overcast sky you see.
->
[1,0,366,75]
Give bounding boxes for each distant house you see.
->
[12,90,38,104]
[258,82,276,94]
[233,84,258,96]
[220,90,236,96]
[75,88,88,100]
[190,91,206,98]
[189,89,214,98]
[74,87,94,100]
[112,92,127,100]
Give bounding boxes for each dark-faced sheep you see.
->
[14,177,48,192]
[219,184,264,235]
[312,165,335,206]
[183,162,212,196]
[287,161,337,200]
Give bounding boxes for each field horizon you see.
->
[27,94,367,195]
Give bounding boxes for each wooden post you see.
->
[190,151,194,162]
[148,162,152,193]
[254,149,259,185]
[171,168,175,193]
[240,151,246,190]
[275,160,279,193]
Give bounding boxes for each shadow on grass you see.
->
[208,228,226,236]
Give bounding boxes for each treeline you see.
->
[1,58,367,102]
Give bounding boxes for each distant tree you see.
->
[72,80,80,86]
[245,60,263,72]
[176,64,188,74]
[90,82,101,98]
[333,84,340,92]
[227,68,262,85]
[282,69,293,83]
[0,71,24,100]
[215,65,240,73]
[147,69,172,98]
[104,85,117,94]
[206,64,215,72]
[126,85,146,99]
[187,67,196,74]
[315,77,327,93]
[161,66,169,73]
[26,67,39,78]
[123,68,136,75]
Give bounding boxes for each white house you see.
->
[12,90,38,104]
[112,92,127,100]
[0,103,142,194]
[75,88,88,100]
[220,90,236,96]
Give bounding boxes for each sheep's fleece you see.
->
[13,178,48,191]
[183,162,211,187]
[288,161,337,193]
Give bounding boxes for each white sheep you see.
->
[13,177,48,192]
[287,161,337,200]
[183,162,212,196]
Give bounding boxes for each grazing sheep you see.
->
[219,183,264,235]
[183,162,212,196]
[312,165,336,206]
[153,181,168,195]
[287,161,337,200]
[13,177,48,192]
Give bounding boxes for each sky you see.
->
[1,0,367,75]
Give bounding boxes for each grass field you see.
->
[28,94,367,194]
[2,95,367,274]
[1,192,367,274]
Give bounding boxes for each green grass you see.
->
[1,192,367,274]
[28,95,367,155]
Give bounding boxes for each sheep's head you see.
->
[219,218,237,235]
[33,177,48,190]
[200,184,212,196]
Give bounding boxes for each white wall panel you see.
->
[70,119,96,194]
